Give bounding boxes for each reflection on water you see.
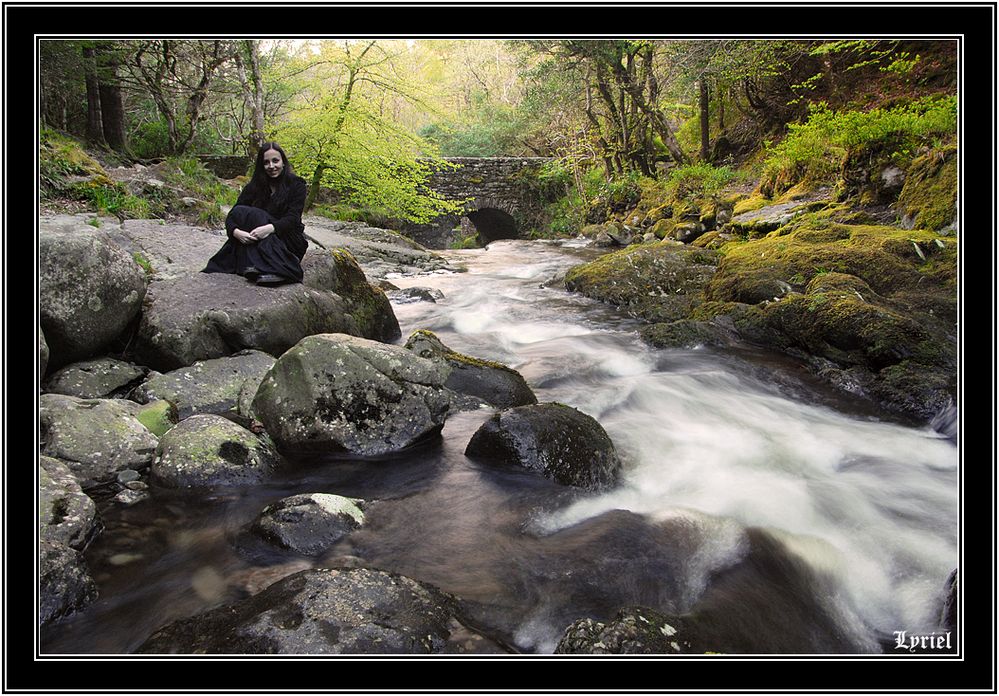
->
[43,240,957,655]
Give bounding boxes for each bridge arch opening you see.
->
[466,207,519,243]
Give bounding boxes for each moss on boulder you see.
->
[896,146,957,231]
[564,243,719,323]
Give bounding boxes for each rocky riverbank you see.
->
[37,215,628,652]
[562,187,957,430]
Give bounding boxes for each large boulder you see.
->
[44,358,147,399]
[39,394,159,488]
[564,243,719,323]
[136,567,488,654]
[252,334,450,457]
[464,403,621,489]
[38,228,147,369]
[39,539,97,626]
[39,456,100,550]
[131,349,275,424]
[151,414,280,489]
[131,269,398,372]
[249,493,365,556]
[303,217,454,281]
[404,330,537,409]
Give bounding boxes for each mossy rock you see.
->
[707,218,956,304]
[135,400,178,438]
[649,219,676,240]
[866,360,955,422]
[152,414,279,489]
[564,243,719,323]
[897,146,957,231]
[404,330,537,408]
[639,319,733,349]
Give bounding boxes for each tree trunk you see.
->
[699,79,710,161]
[718,80,726,130]
[83,47,105,145]
[99,80,128,153]
[305,163,327,212]
[236,40,266,156]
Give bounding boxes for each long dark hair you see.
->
[243,141,300,208]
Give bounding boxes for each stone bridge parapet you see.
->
[404,157,553,248]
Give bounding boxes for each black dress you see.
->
[203,176,308,282]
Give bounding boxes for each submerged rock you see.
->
[39,394,159,488]
[252,333,450,457]
[250,493,365,556]
[404,330,537,409]
[152,414,280,488]
[464,402,620,488]
[136,567,488,654]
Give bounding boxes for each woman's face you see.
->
[262,149,284,178]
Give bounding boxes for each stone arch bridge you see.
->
[201,155,553,249]
[401,157,552,249]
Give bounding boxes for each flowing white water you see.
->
[43,238,957,656]
[390,239,958,653]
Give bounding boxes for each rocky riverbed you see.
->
[37,213,957,655]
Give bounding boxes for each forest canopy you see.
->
[39,38,956,222]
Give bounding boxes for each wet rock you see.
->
[114,489,150,506]
[44,358,147,399]
[250,493,365,556]
[464,403,620,488]
[39,227,147,369]
[136,567,487,654]
[304,217,454,281]
[405,330,537,409]
[151,414,280,489]
[39,539,98,626]
[565,244,719,323]
[131,349,275,423]
[940,569,957,633]
[388,287,445,304]
[39,394,159,488]
[639,319,735,349]
[253,333,450,457]
[39,328,49,381]
[39,456,99,550]
[556,607,700,654]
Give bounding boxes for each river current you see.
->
[42,239,958,655]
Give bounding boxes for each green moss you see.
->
[565,243,719,323]
[733,194,771,216]
[897,146,957,230]
[707,217,956,303]
[136,400,178,437]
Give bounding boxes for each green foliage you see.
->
[420,100,525,157]
[760,96,957,195]
[133,251,154,276]
[450,232,481,249]
[72,180,150,219]
[665,163,736,200]
[39,128,105,193]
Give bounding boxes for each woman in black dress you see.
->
[203,142,308,285]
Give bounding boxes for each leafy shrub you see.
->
[665,163,736,200]
[760,95,957,196]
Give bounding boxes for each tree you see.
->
[124,39,235,154]
[274,40,463,222]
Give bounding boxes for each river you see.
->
[42,239,958,655]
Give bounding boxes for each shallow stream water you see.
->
[42,239,958,655]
